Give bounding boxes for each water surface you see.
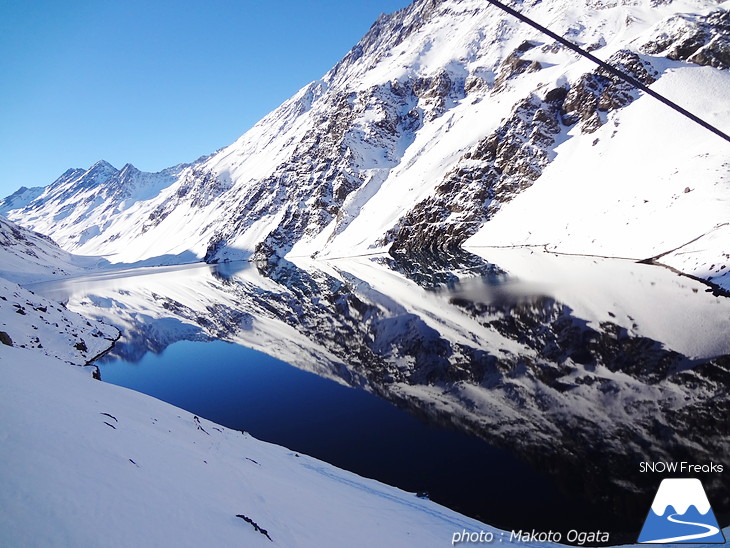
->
[29,250,730,544]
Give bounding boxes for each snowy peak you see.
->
[0,185,44,216]
[119,162,140,176]
[324,0,440,87]
[89,158,117,171]
[4,159,189,252]
[650,478,713,516]
[79,159,120,188]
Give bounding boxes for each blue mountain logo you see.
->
[638,478,726,544]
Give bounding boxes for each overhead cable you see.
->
[483,0,730,144]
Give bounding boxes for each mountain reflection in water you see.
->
[28,249,730,544]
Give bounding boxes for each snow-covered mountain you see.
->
[2,0,729,289]
[0,215,111,284]
[0,186,44,216]
[1,160,191,259]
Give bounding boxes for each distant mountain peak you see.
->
[0,185,45,216]
[91,159,114,167]
[119,163,140,174]
[88,159,118,172]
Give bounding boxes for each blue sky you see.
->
[0,0,410,197]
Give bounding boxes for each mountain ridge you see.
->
[2,0,728,288]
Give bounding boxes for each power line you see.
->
[483,0,730,144]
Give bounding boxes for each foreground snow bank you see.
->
[2,346,728,548]
[0,277,118,364]
[0,343,498,548]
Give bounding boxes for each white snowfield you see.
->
[0,346,494,548]
[0,277,119,364]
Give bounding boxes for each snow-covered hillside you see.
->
[1,160,192,261]
[465,61,730,289]
[2,0,728,291]
[0,277,118,365]
[5,340,726,547]
[0,216,110,284]
[0,185,44,216]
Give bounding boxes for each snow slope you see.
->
[5,342,725,547]
[2,0,728,292]
[465,63,730,290]
[0,277,118,364]
[0,185,44,216]
[0,345,500,548]
[0,216,110,285]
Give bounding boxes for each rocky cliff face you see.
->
[2,0,729,287]
[641,7,730,68]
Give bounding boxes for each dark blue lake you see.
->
[98,338,589,530]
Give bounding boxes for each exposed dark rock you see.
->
[641,9,730,69]
[242,70,464,261]
[385,89,565,251]
[382,46,664,254]
[235,514,272,542]
[561,50,658,133]
[494,40,543,90]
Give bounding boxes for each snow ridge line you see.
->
[482,0,730,144]
[645,222,730,262]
